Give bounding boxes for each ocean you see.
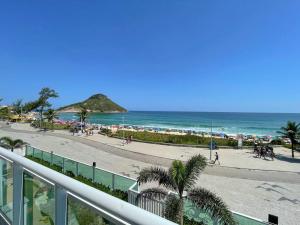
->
[58,111,300,137]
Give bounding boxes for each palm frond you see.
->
[184,155,207,190]
[188,188,236,225]
[277,130,287,135]
[0,137,13,149]
[164,194,181,223]
[0,137,25,150]
[76,107,89,123]
[169,160,185,193]
[0,137,14,147]
[139,187,168,200]
[13,139,25,148]
[137,167,175,190]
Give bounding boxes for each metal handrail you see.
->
[0,147,176,225]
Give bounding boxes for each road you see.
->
[0,123,299,184]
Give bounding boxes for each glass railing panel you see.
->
[77,163,93,180]
[23,172,55,225]
[184,201,267,225]
[114,175,135,192]
[67,195,116,225]
[32,148,43,160]
[131,182,139,192]
[0,158,13,222]
[42,151,52,164]
[64,159,77,177]
[52,154,64,172]
[184,200,214,224]
[233,213,267,225]
[26,146,34,156]
[94,169,113,188]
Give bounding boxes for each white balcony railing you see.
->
[0,147,176,225]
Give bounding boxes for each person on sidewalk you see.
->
[214,152,220,165]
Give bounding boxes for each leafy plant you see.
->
[44,109,59,130]
[26,155,128,201]
[0,136,25,152]
[31,121,70,130]
[278,121,300,158]
[113,130,250,147]
[99,128,112,136]
[137,155,236,225]
[76,106,89,132]
[12,99,23,117]
[37,88,59,128]
[0,107,10,119]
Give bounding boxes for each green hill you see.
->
[58,94,127,113]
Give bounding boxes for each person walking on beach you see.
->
[214,152,220,165]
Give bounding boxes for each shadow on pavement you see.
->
[276,154,300,164]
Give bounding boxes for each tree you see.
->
[23,100,41,114]
[76,107,89,132]
[137,155,236,225]
[0,107,9,119]
[0,137,25,152]
[37,88,59,128]
[44,109,58,130]
[278,121,300,158]
[12,99,23,117]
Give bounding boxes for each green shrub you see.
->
[99,128,112,136]
[113,130,246,147]
[26,156,128,201]
[31,120,70,130]
[184,216,205,225]
[271,139,283,145]
[26,155,63,172]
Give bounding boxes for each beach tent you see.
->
[9,115,21,122]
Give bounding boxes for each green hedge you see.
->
[113,130,254,147]
[31,120,71,130]
[26,155,128,201]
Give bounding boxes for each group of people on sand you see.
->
[253,144,275,160]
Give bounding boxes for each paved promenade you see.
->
[0,122,299,224]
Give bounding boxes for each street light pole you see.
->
[80,115,83,133]
[122,116,125,145]
[210,120,213,160]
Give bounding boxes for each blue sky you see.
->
[0,0,300,112]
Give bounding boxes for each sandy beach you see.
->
[1,122,299,224]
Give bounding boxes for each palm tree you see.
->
[137,155,236,225]
[76,107,89,132]
[37,87,59,128]
[12,99,23,117]
[278,121,300,158]
[0,137,25,152]
[44,109,58,130]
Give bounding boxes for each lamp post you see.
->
[210,120,213,161]
[122,116,125,145]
